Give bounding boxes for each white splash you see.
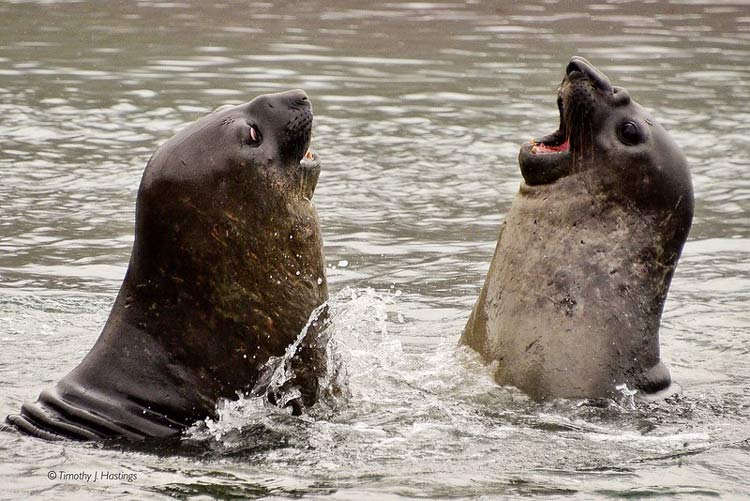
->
[615,383,638,410]
[187,287,403,442]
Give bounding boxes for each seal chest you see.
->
[461,57,693,401]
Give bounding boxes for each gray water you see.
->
[1,0,749,499]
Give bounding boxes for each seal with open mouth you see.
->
[6,90,329,440]
[460,57,693,401]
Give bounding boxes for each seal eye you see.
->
[248,125,262,146]
[618,121,642,146]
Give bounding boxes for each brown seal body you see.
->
[7,90,328,440]
[461,57,693,401]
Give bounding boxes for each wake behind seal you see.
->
[461,57,693,401]
[7,90,329,440]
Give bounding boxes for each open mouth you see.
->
[529,95,570,155]
[301,148,318,165]
[300,146,321,173]
[298,148,321,200]
[290,113,320,200]
[518,57,616,187]
[519,91,574,186]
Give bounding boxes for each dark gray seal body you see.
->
[6,90,328,440]
[460,57,693,401]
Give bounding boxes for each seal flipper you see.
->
[7,398,100,441]
[8,388,137,441]
[5,413,68,441]
[6,381,188,441]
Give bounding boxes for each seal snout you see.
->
[265,89,314,167]
[263,89,320,199]
[566,56,613,93]
[276,88,311,111]
[518,57,621,187]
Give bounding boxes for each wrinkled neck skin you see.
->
[43,173,327,439]
[463,166,684,401]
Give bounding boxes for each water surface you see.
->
[1,1,749,498]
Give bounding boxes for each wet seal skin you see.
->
[6,90,329,440]
[460,57,693,401]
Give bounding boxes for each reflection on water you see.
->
[1,1,749,498]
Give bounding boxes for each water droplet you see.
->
[338,260,349,268]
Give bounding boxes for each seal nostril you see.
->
[566,58,586,77]
[286,89,310,108]
[612,86,631,106]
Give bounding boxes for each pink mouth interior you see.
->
[534,138,570,154]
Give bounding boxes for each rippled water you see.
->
[1,1,749,499]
